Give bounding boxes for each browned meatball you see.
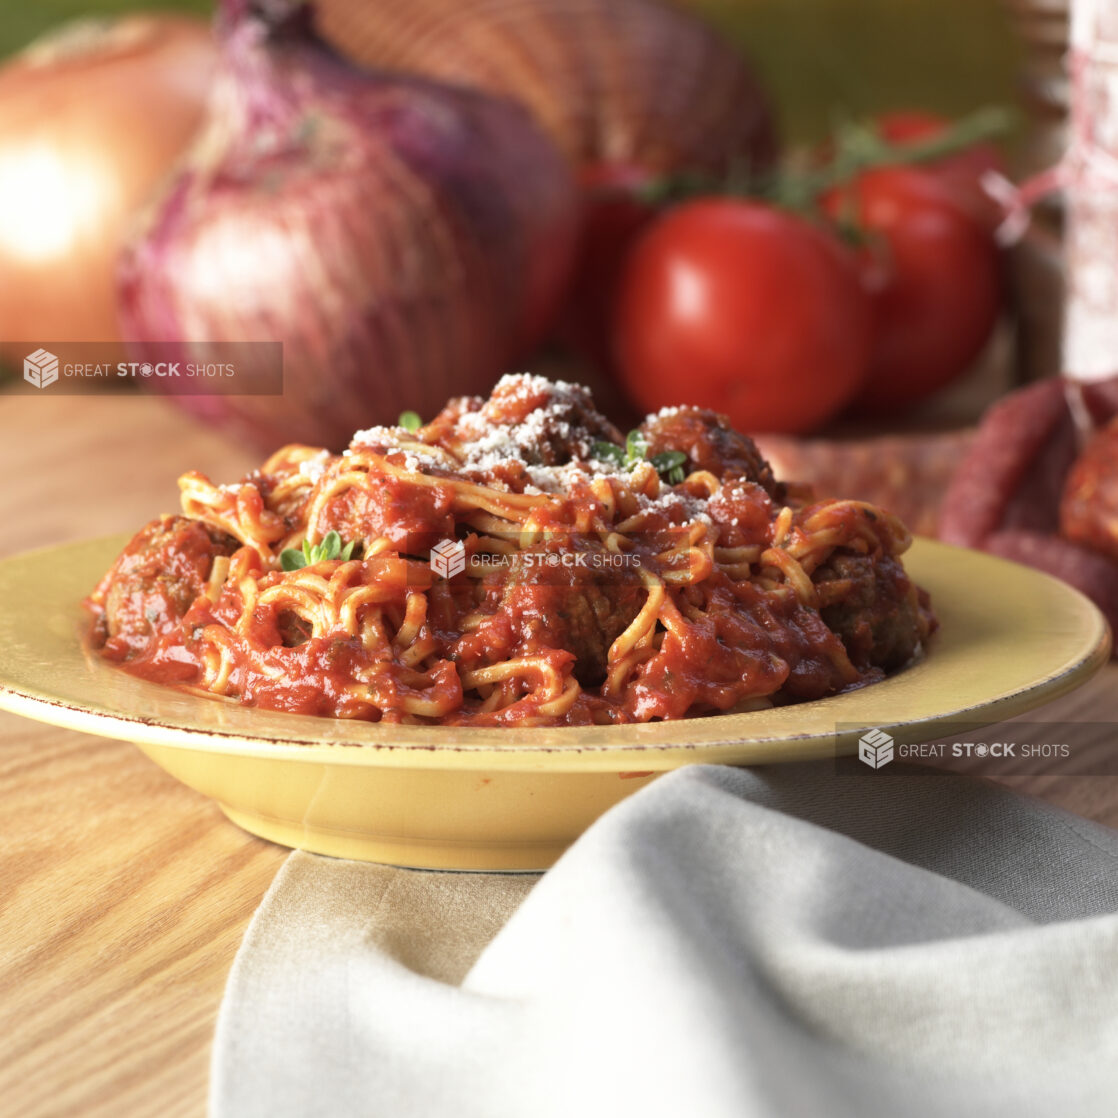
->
[442,374,624,468]
[813,551,929,673]
[92,515,239,656]
[1061,418,1118,562]
[638,407,781,497]
[497,545,645,686]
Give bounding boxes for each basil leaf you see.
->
[625,430,649,465]
[592,441,625,466]
[650,450,687,475]
[287,532,360,569]
[320,530,342,559]
[398,410,422,432]
[280,548,307,571]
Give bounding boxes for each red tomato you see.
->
[612,199,872,434]
[875,110,1006,231]
[827,166,1003,415]
[558,163,659,371]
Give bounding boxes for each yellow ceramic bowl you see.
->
[0,536,1108,869]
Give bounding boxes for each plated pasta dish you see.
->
[87,374,935,726]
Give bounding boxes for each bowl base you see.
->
[219,804,565,871]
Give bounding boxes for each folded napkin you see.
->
[211,763,1118,1118]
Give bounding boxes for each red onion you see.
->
[117,0,577,449]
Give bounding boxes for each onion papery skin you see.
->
[117,2,578,450]
[0,16,215,362]
[314,0,777,177]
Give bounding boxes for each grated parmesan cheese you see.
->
[337,377,732,523]
[351,425,405,447]
[450,373,616,479]
[297,450,332,483]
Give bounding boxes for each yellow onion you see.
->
[0,16,215,362]
[118,0,578,449]
[314,0,777,176]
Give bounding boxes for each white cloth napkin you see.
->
[210,763,1118,1118]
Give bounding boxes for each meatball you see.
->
[92,515,239,656]
[1061,418,1118,562]
[638,407,781,497]
[446,374,624,468]
[813,550,929,672]
[497,545,645,686]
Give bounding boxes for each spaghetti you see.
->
[87,374,935,726]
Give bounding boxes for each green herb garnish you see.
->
[625,429,649,463]
[591,440,625,467]
[650,450,688,485]
[592,431,688,484]
[398,410,422,432]
[280,531,359,571]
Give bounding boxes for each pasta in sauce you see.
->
[87,374,935,726]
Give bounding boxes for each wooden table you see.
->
[0,394,282,1118]
[1,392,1116,1118]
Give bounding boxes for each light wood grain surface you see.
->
[1,391,1117,1118]
[0,393,277,1118]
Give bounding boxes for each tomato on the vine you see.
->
[825,166,1003,415]
[874,110,1006,231]
[612,199,872,434]
[557,163,659,372]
